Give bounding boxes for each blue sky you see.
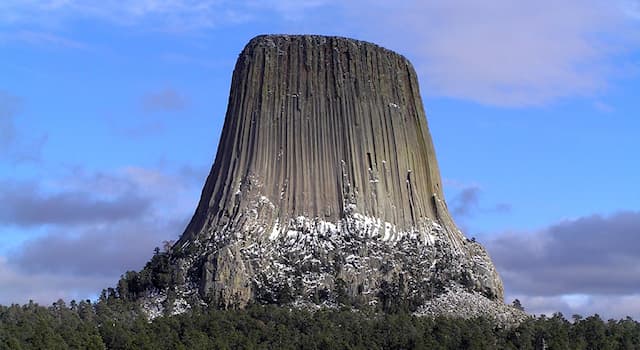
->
[1,0,639,319]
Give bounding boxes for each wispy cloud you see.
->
[0,0,328,31]
[142,88,188,113]
[0,90,46,162]
[0,30,89,49]
[105,88,191,138]
[622,0,640,19]
[451,186,481,218]
[246,0,334,21]
[349,0,639,106]
[161,52,231,70]
[446,183,512,220]
[0,90,20,153]
[594,100,615,113]
[3,1,638,106]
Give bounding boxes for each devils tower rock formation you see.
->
[134,35,522,322]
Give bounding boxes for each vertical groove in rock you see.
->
[179,35,453,242]
[148,35,512,320]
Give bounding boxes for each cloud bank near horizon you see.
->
[445,182,640,319]
[484,211,640,319]
[0,165,205,305]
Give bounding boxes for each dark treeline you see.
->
[1,297,640,350]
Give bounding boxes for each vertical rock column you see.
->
[166,35,503,310]
[179,35,457,242]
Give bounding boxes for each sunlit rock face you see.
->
[141,35,518,322]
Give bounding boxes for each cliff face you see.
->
[180,34,445,240]
[140,35,518,321]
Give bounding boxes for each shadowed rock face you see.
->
[142,35,515,321]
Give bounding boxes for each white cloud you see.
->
[348,0,638,106]
[2,1,637,106]
[0,0,328,31]
[246,0,333,21]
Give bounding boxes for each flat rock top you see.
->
[243,34,412,65]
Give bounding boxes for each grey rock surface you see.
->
[139,34,521,322]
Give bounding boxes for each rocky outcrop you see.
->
[136,34,521,322]
[415,285,529,327]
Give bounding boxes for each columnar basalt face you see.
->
[142,35,517,321]
[180,35,448,241]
